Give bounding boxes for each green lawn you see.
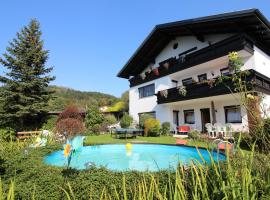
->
[84,134,214,149]
[84,134,177,145]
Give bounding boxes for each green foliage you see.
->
[187,129,201,140]
[0,19,55,130]
[85,106,104,133]
[144,118,161,137]
[42,116,57,131]
[139,114,153,128]
[120,113,133,128]
[47,86,119,111]
[161,122,171,135]
[0,128,15,142]
[106,101,126,112]
[104,114,117,125]
[120,90,129,111]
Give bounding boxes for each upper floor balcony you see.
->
[129,34,254,87]
[156,69,270,104]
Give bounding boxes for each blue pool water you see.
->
[44,144,226,172]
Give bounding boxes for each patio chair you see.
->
[177,125,190,135]
[205,123,216,138]
[217,140,234,153]
[214,123,224,138]
[223,123,234,140]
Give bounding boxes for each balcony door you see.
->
[200,108,210,133]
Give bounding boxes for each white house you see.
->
[117,9,270,133]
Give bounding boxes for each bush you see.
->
[120,113,133,128]
[56,118,85,138]
[0,128,15,141]
[56,106,85,138]
[188,129,201,140]
[42,116,57,131]
[144,118,161,137]
[161,122,171,135]
[139,114,153,128]
[104,114,117,125]
[85,106,104,133]
[57,105,83,121]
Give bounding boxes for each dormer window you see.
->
[198,73,207,82]
[173,43,178,49]
[182,77,193,86]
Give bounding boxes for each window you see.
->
[220,67,230,76]
[173,43,178,49]
[184,110,195,124]
[138,84,155,98]
[172,80,178,87]
[224,105,242,123]
[182,78,193,86]
[198,73,207,82]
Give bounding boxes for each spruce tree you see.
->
[0,19,55,130]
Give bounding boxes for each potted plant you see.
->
[140,73,146,80]
[153,68,159,76]
[160,90,168,98]
[163,62,169,70]
[177,86,187,96]
[207,79,215,88]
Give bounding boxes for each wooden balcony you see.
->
[156,70,270,104]
[129,34,254,87]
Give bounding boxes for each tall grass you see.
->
[0,139,269,199]
[56,148,269,200]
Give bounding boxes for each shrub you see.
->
[57,105,83,121]
[120,113,133,128]
[188,129,201,140]
[42,116,57,131]
[161,122,171,135]
[56,118,85,138]
[85,106,104,133]
[144,118,161,137]
[0,128,16,141]
[104,114,117,125]
[56,106,85,138]
[139,114,153,128]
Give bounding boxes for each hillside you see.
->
[48,86,119,111]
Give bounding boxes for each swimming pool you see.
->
[44,144,226,172]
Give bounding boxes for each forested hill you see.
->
[48,86,119,111]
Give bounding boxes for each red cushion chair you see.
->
[178,125,190,133]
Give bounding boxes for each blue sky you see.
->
[0,1,270,97]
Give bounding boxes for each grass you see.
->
[84,134,177,145]
[84,134,215,149]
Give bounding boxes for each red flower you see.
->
[153,68,159,76]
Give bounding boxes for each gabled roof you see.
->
[117,9,270,79]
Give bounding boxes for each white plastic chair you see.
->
[205,123,216,138]
[214,123,224,138]
[224,123,234,139]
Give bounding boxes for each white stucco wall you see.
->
[254,46,270,77]
[129,76,172,123]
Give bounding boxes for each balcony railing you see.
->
[156,70,270,104]
[129,34,254,87]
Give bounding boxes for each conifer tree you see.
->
[0,19,55,130]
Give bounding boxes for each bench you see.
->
[16,131,41,139]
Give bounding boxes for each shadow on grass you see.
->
[61,168,79,178]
